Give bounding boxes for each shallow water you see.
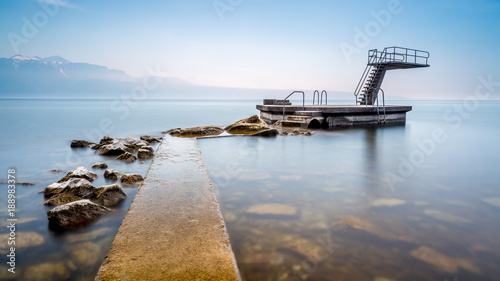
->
[199,100,500,281]
[0,98,258,280]
[0,99,499,280]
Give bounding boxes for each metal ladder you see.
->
[312,90,328,105]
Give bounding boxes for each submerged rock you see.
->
[246,203,299,219]
[225,115,269,134]
[423,209,470,224]
[120,173,144,185]
[117,152,138,162]
[44,178,94,198]
[370,198,407,207]
[332,215,407,242]
[166,126,224,137]
[0,231,44,254]
[58,166,98,183]
[47,199,110,229]
[137,148,154,159]
[410,246,480,274]
[65,241,102,268]
[92,162,108,169]
[279,238,327,262]
[104,169,123,180]
[23,262,71,281]
[92,184,127,206]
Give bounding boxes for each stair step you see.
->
[287,115,309,121]
[281,120,305,127]
[294,111,323,117]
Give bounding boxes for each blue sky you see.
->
[1,0,500,99]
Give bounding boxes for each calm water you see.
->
[1,99,499,280]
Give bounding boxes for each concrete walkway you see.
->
[96,136,241,280]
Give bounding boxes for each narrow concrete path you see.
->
[96,136,241,281]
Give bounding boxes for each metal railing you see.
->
[368,46,430,66]
[312,90,328,105]
[282,91,305,121]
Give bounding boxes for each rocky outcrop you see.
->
[92,162,108,169]
[44,178,94,198]
[71,140,94,148]
[117,152,138,162]
[47,200,110,229]
[140,135,162,143]
[166,126,224,138]
[58,166,98,183]
[100,135,114,145]
[92,184,127,207]
[225,115,270,134]
[97,142,134,156]
[121,173,144,185]
[104,169,123,180]
[137,148,154,159]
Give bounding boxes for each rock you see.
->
[100,135,114,145]
[117,152,138,162]
[92,162,108,169]
[66,227,112,243]
[423,209,470,224]
[140,135,162,143]
[165,126,224,137]
[137,148,154,159]
[122,136,149,149]
[92,184,127,206]
[246,203,299,219]
[104,169,123,180]
[89,143,102,149]
[47,199,110,229]
[23,262,71,281]
[44,178,94,198]
[251,129,278,137]
[410,246,480,274]
[44,193,84,206]
[333,215,400,241]
[279,238,327,262]
[65,241,102,268]
[121,173,144,185]
[482,197,500,207]
[58,166,98,183]
[225,115,269,134]
[370,198,407,207]
[97,142,134,156]
[0,232,44,254]
[70,140,93,148]
[140,145,154,152]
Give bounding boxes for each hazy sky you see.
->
[1,0,500,99]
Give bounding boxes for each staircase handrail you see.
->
[283,91,305,121]
[354,53,378,102]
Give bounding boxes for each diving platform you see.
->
[257,47,429,128]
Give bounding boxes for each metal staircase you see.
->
[354,47,430,106]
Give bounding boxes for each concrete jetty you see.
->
[96,136,241,280]
[257,103,412,128]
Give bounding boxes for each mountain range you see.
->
[0,55,289,99]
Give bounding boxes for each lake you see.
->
[1,99,499,280]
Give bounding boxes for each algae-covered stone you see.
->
[137,148,154,159]
[117,152,138,163]
[225,115,269,134]
[23,262,71,281]
[120,173,144,185]
[104,169,123,180]
[92,162,108,169]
